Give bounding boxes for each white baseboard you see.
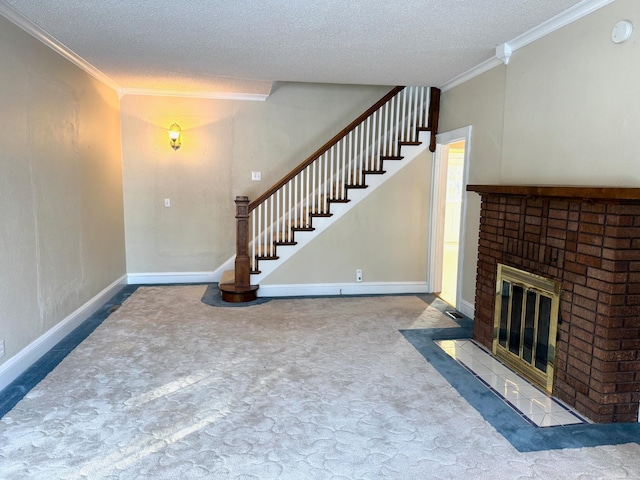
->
[127,272,217,284]
[0,275,127,392]
[258,281,428,298]
[458,298,475,319]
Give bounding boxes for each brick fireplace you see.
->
[467,185,640,423]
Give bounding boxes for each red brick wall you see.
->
[474,194,640,423]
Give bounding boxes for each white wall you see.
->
[439,0,640,312]
[0,15,126,369]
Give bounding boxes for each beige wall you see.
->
[0,16,125,366]
[502,0,640,185]
[439,0,640,312]
[262,150,431,285]
[439,66,507,307]
[120,83,390,274]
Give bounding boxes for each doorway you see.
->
[429,127,471,309]
[440,141,464,306]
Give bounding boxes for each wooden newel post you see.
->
[234,196,251,288]
[428,87,441,153]
[220,196,258,302]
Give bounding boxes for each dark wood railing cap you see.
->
[467,184,640,201]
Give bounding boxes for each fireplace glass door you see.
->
[493,264,561,393]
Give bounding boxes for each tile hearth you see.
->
[436,339,588,427]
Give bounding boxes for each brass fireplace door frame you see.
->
[493,264,561,393]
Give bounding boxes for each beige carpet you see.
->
[1,286,639,479]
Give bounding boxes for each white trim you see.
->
[458,298,475,320]
[440,57,504,92]
[496,44,512,66]
[439,0,615,92]
[127,272,217,284]
[429,126,472,311]
[0,1,121,93]
[436,127,473,146]
[427,142,447,294]
[507,0,615,52]
[0,2,271,101]
[258,282,428,298]
[456,127,472,312]
[118,88,270,101]
[0,275,127,392]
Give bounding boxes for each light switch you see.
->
[164,198,171,207]
[252,171,261,181]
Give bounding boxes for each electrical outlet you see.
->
[164,198,171,207]
[251,171,261,181]
[356,269,363,282]
[0,339,4,359]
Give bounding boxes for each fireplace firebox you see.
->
[494,264,561,393]
[467,185,640,423]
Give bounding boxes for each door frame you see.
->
[427,126,472,308]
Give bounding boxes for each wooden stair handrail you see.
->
[248,86,405,211]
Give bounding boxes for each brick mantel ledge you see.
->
[466,185,640,201]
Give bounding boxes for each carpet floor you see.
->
[1,285,639,479]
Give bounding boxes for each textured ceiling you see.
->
[3,0,585,96]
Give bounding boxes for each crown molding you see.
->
[0,1,269,101]
[440,0,616,92]
[440,57,504,92]
[118,88,270,101]
[0,0,121,93]
[507,0,615,51]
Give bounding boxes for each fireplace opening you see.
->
[493,264,561,393]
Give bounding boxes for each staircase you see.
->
[220,86,440,302]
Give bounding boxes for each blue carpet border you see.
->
[400,316,640,452]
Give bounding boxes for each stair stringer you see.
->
[251,130,431,286]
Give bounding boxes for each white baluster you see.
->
[383,101,390,157]
[257,204,262,261]
[312,160,316,214]
[288,182,292,240]
[341,138,346,199]
[305,165,313,219]
[302,168,306,225]
[358,123,363,185]
[329,147,334,205]
[371,112,376,169]
[351,128,356,185]
[394,95,400,156]
[251,210,256,271]
[365,116,371,173]
[420,87,424,129]
[276,189,280,246]
[401,89,408,143]
[407,87,414,141]
[374,109,380,170]
[269,196,273,256]
[322,152,327,213]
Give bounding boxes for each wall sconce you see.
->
[168,123,182,150]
